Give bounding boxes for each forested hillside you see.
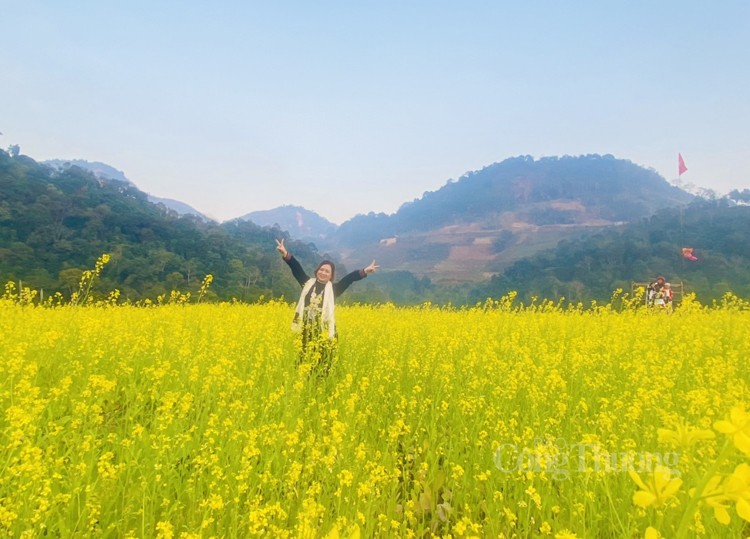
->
[332,154,692,246]
[240,205,337,242]
[43,158,210,220]
[327,155,694,280]
[469,198,750,304]
[3,149,748,306]
[0,150,324,301]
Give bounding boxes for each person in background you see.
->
[275,239,379,375]
[662,282,674,312]
[647,276,666,307]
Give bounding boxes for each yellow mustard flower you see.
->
[324,523,361,539]
[722,463,750,522]
[155,521,174,539]
[657,419,715,448]
[714,405,750,457]
[628,465,683,508]
[691,475,732,525]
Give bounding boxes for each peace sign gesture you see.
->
[275,239,288,258]
[364,260,379,274]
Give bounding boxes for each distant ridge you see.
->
[44,159,131,184]
[43,159,211,221]
[2,150,321,301]
[148,195,212,220]
[4,149,750,304]
[239,205,337,241]
[322,154,694,281]
[38,153,698,285]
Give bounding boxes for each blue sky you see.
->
[2,1,748,223]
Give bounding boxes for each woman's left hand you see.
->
[364,260,379,274]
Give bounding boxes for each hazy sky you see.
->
[2,1,748,224]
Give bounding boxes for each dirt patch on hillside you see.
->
[548,199,586,211]
[473,237,493,245]
[447,244,494,261]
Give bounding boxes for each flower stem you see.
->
[674,439,733,538]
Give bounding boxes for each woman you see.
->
[276,239,378,374]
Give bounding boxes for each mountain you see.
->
[468,198,750,304]
[148,195,212,220]
[44,159,131,184]
[3,149,748,305]
[1,150,322,301]
[239,205,338,241]
[43,159,211,221]
[46,155,693,286]
[322,155,693,282]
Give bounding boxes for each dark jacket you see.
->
[283,254,366,299]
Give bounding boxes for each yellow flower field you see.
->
[1,295,749,538]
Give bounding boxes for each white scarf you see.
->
[292,278,336,338]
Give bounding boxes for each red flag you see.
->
[678,153,688,176]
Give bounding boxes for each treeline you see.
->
[469,198,750,304]
[332,154,692,247]
[0,150,327,302]
[3,149,749,306]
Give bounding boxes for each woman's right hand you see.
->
[275,239,288,258]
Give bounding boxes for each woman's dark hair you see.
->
[316,260,335,280]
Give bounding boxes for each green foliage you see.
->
[471,199,750,304]
[0,150,320,302]
[3,148,748,307]
[343,271,436,305]
[333,154,692,248]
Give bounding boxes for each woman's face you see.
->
[316,264,333,283]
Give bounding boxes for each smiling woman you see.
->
[275,238,378,375]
